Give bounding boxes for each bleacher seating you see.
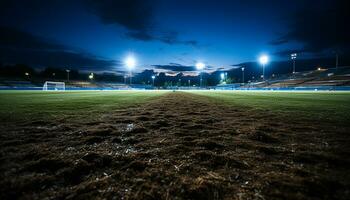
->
[243,66,350,89]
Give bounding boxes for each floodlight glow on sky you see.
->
[125,55,136,70]
[196,62,205,70]
[259,55,269,65]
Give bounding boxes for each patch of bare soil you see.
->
[1,92,349,199]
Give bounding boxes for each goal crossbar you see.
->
[43,81,65,91]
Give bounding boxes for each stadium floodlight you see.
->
[259,55,269,80]
[259,55,268,65]
[89,73,94,80]
[125,55,136,70]
[151,75,155,86]
[66,69,70,81]
[196,62,205,70]
[125,55,136,85]
[241,67,245,83]
[291,53,297,73]
[196,62,205,87]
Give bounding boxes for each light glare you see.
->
[220,73,225,80]
[259,55,269,65]
[125,55,136,69]
[196,62,205,70]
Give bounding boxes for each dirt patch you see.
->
[0,92,349,199]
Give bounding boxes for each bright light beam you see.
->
[125,55,136,70]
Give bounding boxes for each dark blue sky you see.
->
[0,0,348,74]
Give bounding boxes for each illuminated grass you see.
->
[1,90,350,125]
[0,90,168,122]
[189,90,350,125]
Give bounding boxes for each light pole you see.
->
[124,75,127,84]
[336,53,339,70]
[241,67,245,83]
[89,73,94,81]
[196,62,205,87]
[152,75,155,87]
[25,72,30,80]
[125,55,136,85]
[259,55,269,80]
[66,69,70,82]
[291,53,297,73]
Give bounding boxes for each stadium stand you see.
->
[1,66,350,91]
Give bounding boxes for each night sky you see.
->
[0,0,349,75]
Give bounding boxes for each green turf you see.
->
[190,90,350,125]
[0,90,168,122]
[1,90,350,125]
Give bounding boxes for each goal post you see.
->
[43,81,65,91]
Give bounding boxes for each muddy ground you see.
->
[0,92,349,199]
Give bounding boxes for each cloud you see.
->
[85,0,153,32]
[0,27,119,71]
[0,26,65,50]
[154,31,197,46]
[85,0,199,46]
[126,30,199,46]
[0,48,118,71]
[273,49,306,57]
[152,63,197,72]
[269,38,289,45]
[271,0,350,55]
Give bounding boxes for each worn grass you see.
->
[1,90,350,199]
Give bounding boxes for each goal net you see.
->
[43,81,65,91]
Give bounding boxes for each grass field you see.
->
[1,90,350,199]
[191,91,350,125]
[0,90,167,122]
[1,90,349,124]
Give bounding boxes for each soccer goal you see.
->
[43,81,65,91]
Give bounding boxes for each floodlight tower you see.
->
[196,62,205,87]
[89,73,94,81]
[125,55,136,85]
[241,67,245,83]
[291,53,297,73]
[259,55,269,80]
[25,72,30,80]
[151,75,155,87]
[220,72,225,81]
[66,69,70,82]
[336,53,339,70]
